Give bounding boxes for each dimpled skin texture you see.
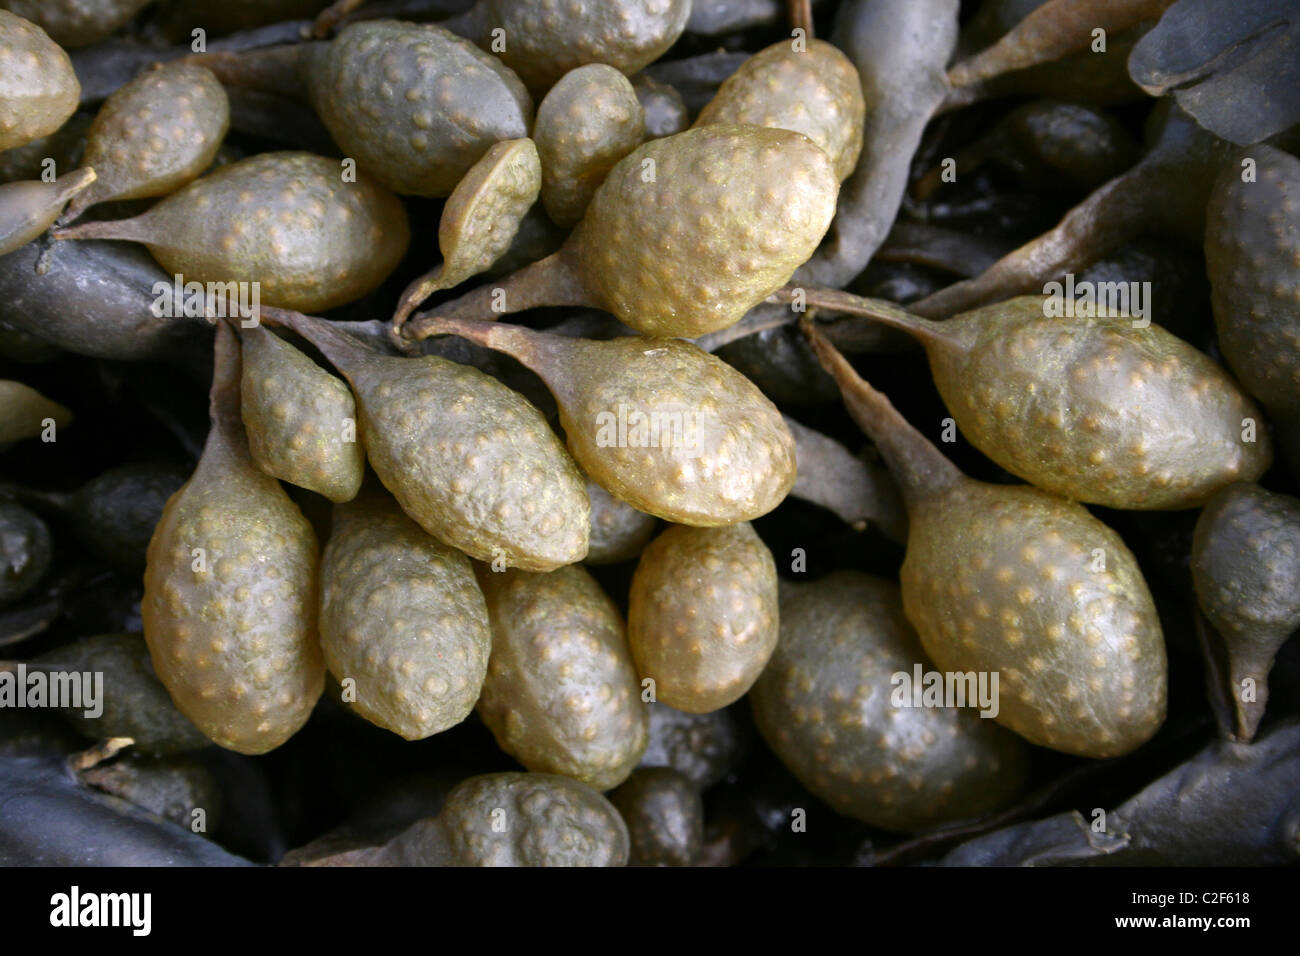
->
[320,491,491,740]
[901,483,1166,758]
[585,478,656,565]
[306,20,533,198]
[695,39,865,182]
[142,426,324,755]
[639,703,744,789]
[929,298,1271,509]
[1205,146,1300,417]
[68,62,230,218]
[435,772,629,866]
[576,125,839,337]
[476,565,648,790]
[438,138,541,284]
[535,65,644,228]
[628,523,779,713]
[347,351,589,571]
[106,152,408,313]
[477,0,691,93]
[608,767,703,866]
[553,337,796,526]
[0,0,152,47]
[1192,483,1300,724]
[240,326,363,503]
[0,11,79,151]
[751,573,1028,831]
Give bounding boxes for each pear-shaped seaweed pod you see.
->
[415,317,796,526]
[802,319,1167,759]
[238,323,364,503]
[303,19,534,197]
[427,0,691,94]
[60,61,230,223]
[404,125,839,340]
[475,564,648,790]
[392,138,541,327]
[319,486,492,740]
[752,571,1028,831]
[1192,482,1300,741]
[627,522,779,714]
[1,0,154,48]
[0,168,94,256]
[0,10,80,151]
[1204,145,1300,419]
[265,307,590,571]
[781,287,1271,510]
[54,151,409,313]
[142,322,324,755]
[694,37,865,181]
[534,64,644,228]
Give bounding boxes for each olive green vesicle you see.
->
[60,61,230,223]
[392,138,542,327]
[239,324,364,503]
[0,379,73,443]
[476,564,648,790]
[803,320,1167,759]
[9,633,212,754]
[142,321,324,755]
[332,772,631,866]
[1205,145,1300,419]
[1192,482,1300,741]
[534,64,644,228]
[0,11,80,152]
[265,307,590,572]
[752,572,1028,832]
[319,486,492,740]
[415,317,797,526]
[0,168,94,256]
[54,152,410,313]
[695,37,865,182]
[305,19,533,197]
[0,0,155,48]
[441,0,692,94]
[784,289,1272,510]
[405,125,839,340]
[628,522,779,714]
